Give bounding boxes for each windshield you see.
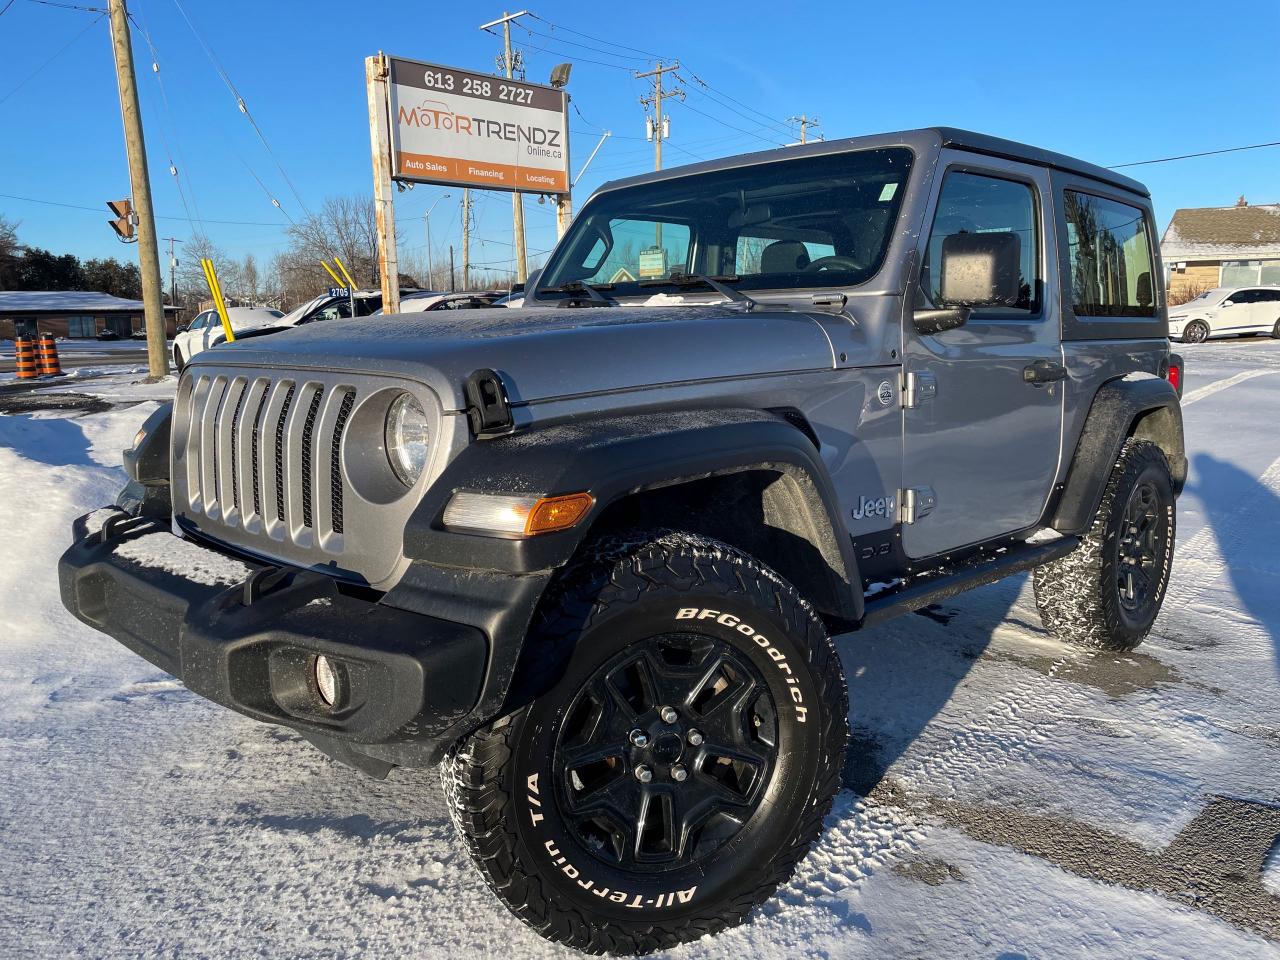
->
[278,295,327,325]
[538,147,913,299]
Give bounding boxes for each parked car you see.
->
[62,127,1186,955]
[371,291,501,314]
[1168,285,1280,343]
[172,306,284,370]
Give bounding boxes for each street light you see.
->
[424,193,450,290]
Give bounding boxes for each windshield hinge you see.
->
[809,292,847,313]
[464,369,515,438]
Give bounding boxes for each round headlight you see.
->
[385,392,430,487]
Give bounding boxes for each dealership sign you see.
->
[385,57,569,195]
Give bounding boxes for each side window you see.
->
[1064,191,1156,317]
[1257,290,1280,303]
[1228,290,1258,305]
[924,171,1040,317]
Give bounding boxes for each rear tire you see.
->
[172,345,185,373]
[1033,439,1175,651]
[1271,319,1279,339]
[442,532,848,954]
[1183,320,1209,344]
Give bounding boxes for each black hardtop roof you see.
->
[596,126,1149,199]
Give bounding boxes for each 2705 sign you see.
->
[386,56,569,195]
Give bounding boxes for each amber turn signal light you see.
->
[525,493,595,535]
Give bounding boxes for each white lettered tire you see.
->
[442,532,848,954]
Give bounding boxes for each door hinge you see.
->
[900,486,938,524]
[903,370,938,409]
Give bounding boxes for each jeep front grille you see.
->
[172,363,452,590]
[178,373,355,550]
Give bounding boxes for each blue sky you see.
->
[1,0,1276,282]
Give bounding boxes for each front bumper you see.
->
[58,509,488,771]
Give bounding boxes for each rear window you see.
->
[1064,191,1157,317]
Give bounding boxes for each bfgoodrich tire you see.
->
[1033,439,1175,651]
[442,532,848,954]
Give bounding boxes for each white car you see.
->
[173,306,284,370]
[1168,286,1280,344]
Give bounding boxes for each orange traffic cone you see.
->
[36,334,62,377]
[14,337,38,380]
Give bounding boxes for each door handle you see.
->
[1023,360,1067,384]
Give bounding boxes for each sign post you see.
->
[366,54,401,315]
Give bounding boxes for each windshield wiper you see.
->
[536,281,617,306]
[639,273,758,311]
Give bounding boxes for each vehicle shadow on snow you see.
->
[0,411,94,467]
[836,577,1021,795]
[1187,453,1280,667]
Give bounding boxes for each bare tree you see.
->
[287,196,383,288]
[242,253,260,303]
[0,215,20,288]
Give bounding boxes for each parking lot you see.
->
[0,340,1276,958]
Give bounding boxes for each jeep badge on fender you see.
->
[59,127,1183,955]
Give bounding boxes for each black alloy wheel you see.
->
[553,633,778,870]
[1115,479,1168,616]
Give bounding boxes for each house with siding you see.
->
[0,291,179,340]
[1160,200,1280,301]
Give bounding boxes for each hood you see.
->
[203,304,837,410]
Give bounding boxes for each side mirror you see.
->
[1223,300,1235,307]
[914,230,1021,337]
[939,231,1021,307]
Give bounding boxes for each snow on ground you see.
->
[2,346,1280,958]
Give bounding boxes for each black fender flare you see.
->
[401,408,863,620]
[383,408,862,749]
[1051,374,1186,534]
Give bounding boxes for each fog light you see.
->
[314,655,339,707]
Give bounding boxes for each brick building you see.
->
[0,291,179,340]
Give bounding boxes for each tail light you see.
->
[1166,354,1183,398]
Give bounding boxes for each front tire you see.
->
[1033,439,1175,651]
[1271,319,1280,339]
[443,533,848,954]
[1183,320,1210,344]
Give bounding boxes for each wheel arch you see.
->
[402,408,863,624]
[1051,374,1186,535]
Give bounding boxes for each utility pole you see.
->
[461,190,472,290]
[107,0,167,379]
[637,61,682,248]
[365,53,400,314]
[163,236,182,311]
[449,245,456,292]
[787,114,821,144]
[479,10,531,283]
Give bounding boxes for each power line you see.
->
[169,0,311,220]
[126,8,203,236]
[512,28,635,72]
[681,69,794,135]
[0,0,20,15]
[678,74,792,138]
[0,191,289,227]
[675,99,787,148]
[0,11,103,106]
[526,12,670,61]
[518,23,647,62]
[1110,140,1280,169]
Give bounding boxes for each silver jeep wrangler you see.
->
[61,127,1185,954]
